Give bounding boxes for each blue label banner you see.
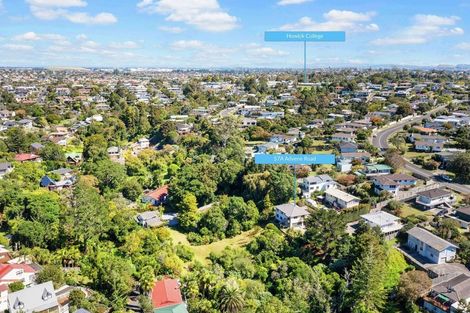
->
[255,154,336,165]
[265,31,345,42]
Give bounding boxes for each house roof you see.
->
[0,162,12,171]
[417,188,451,199]
[432,274,470,302]
[407,226,457,251]
[151,278,184,309]
[325,188,360,202]
[14,153,40,162]
[275,203,310,218]
[8,281,58,313]
[145,185,169,201]
[0,264,36,280]
[361,211,400,227]
[304,174,334,184]
[414,141,443,147]
[456,206,470,216]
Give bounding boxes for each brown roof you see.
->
[417,188,451,199]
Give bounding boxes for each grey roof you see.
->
[0,162,12,171]
[417,188,452,199]
[75,309,91,313]
[50,168,73,175]
[304,174,333,184]
[8,281,58,313]
[432,274,470,302]
[407,226,457,251]
[361,211,400,227]
[275,203,310,218]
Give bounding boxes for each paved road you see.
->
[372,106,470,195]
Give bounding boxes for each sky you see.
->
[0,0,469,68]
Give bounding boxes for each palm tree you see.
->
[218,281,245,313]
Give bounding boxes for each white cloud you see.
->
[109,41,139,49]
[14,31,66,41]
[26,0,86,7]
[243,43,289,57]
[170,40,205,50]
[456,42,470,50]
[277,0,312,5]
[280,10,379,32]
[373,14,464,45]
[137,0,238,32]
[159,26,185,33]
[26,0,117,25]
[76,34,87,40]
[3,43,34,51]
[63,12,117,24]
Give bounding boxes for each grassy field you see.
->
[168,227,262,264]
[399,203,434,219]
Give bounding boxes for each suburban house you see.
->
[151,278,188,313]
[360,211,403,239]
[339,152,371,164]
[372,174,417,195]
[407,134,447,144]
[301,174,337,198]
[414,141,444,152]
[30,143,44,154]
[0,264,38,287]
[40,168,76,190]
[8,281,59,313]
[331,133,356,143]
[65,152,82,165]
[14,154,41,163]
[135,211,163,228]
[324,188,360,209]
[274,203,310,230]
[416,188,455,209]
[137,137,150,149]
[269,134,297,144]
[0,162,13,178]
[254,142,279,154]
[107,146,123,162]
[241,118,257,128]
[176,123,193,135]
[450,206,470,230]
[362,164,393,176]
[338,142,358,153]
[142,185,169,206]
[406,226,457,264]
[423,274,470,313]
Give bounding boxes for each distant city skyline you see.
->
[0,0,470,68]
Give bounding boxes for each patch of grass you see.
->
[167,227,262,264]
[399,204,434,219]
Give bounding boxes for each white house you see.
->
[407,226,457,264]
[331,133,356,143]
[423,274,470,313]
[361,211,403,239]
[301,174,337,198]
[8,281,59,313]
[324,189,360,209]
[137,137,150,149]
[0,163,13,179]
[0,264,37,287]
[416,188,455,209]
[275,203,310,230]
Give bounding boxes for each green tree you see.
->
[178,193,200,230]
[36,265,65,288]
[8,281,25,292]
[83,134,108,162]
